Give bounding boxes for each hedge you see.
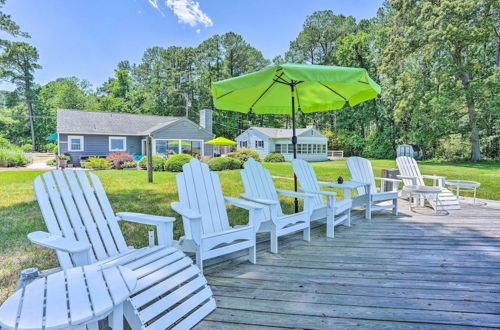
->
[208,157,241,171]
[164,154,193,172]
[264,152,285,162]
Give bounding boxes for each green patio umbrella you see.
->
[205,137,237,146]
[46,133,58,144]
[211,63,381,210]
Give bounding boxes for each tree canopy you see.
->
[0,1,498,160]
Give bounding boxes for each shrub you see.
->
[46,159,56,166]
[81,157,113,169]
[208,157,241,171]
[20,144,32,152]
[233,149,260,165]
[106,151,134,169]
[57,154,70,161]
[139,155,166,171]
[264,152,285,163]
[121,161,137,169]
[0,149,28,167]
[0,137,9,149]
[165,154,193,172]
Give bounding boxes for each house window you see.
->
[109,137,126,151]
[275,144,281,153]
[255,140,264,148]
[287,144,294,153]
[240,141,247,148]
[308,144,312,153]
[68,136,84,151]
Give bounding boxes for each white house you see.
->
[235,126,328,161]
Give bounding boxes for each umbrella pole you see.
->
[291,84,299,213]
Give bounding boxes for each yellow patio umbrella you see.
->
[205,137,237,146]
[169,140,191,146]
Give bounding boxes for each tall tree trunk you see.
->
[496,27,500,67]
[27,98,35,151]
[461,72,481,161]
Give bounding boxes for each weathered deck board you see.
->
[196,198,500,329]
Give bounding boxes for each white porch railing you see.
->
[327,150,343,160]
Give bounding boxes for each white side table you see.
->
[321,180,369,200]
[446,180,481,205]
[403,185,442,214]
[0,265,136,330]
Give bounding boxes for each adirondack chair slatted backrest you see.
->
[34,170,128,269]
[241,158,283,218]
[346,157,377,195]
[176,159,231,236]
[396,156,424,186]
[291,159,325,208]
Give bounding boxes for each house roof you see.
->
[251,126,320,138]
[57,109,182,135]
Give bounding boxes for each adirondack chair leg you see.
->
[365,200,372,220]
[109,304,124,329]
[196,249,203,272]
[248,244,256,264]
[392,198,398,215]
[303,226,311,242]
[326,214,335,238]
[270,227,278,254]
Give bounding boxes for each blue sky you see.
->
[2,0,383,90]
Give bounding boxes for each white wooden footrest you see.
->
[107,246,216,330]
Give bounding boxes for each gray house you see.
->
[235,126,328,161]
[57,109,215,165]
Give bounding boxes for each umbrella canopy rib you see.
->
[318,82,348,101]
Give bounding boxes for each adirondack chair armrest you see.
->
[224,196,264,233]
[299,188,337,197]
[374,177,401,183]
[396,175,420,186]
[170,203,202,219]
[374,177,401,191]
[397,175,420,180]
[276,189,315,214]
[224,196,265,210]
[28,231,92,266]
[116,212,175,246]
[276,189,314,199]
[170,203,202,245]
[422,174,445,180]
[240,194,278,206]
[317,182,337,187]
[116,212,176,225]
[28,231,91,253]
[299,187,337,207]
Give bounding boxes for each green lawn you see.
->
[0,159,498,301]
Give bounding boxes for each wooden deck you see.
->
[196,198,500,329]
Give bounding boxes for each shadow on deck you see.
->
[196,198,500,329]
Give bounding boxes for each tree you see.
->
[386,0,499,161]
[285,10,356,65]
[0,42,41,151]
[0,0,29,48]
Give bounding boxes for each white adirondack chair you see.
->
[240,158,314,253]
[396,156,460,211]
[172,158,264,271]
[30,169,215,330]
[347,156,401,219]
[291,159,352,238]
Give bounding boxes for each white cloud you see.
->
[165,0,213,28]
[147,0,165,16]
